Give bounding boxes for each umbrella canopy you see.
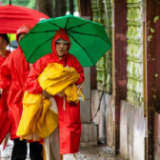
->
[0,5,49,33]
[19,14,111,67]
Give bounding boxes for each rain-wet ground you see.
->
[77,145,124,160]
[0,143,124,160]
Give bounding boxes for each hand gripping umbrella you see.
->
[19,14,111,67]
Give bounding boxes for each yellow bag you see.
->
[17,92,58,140]
[38,63,79,95]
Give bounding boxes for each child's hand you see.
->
[0,88,3,94]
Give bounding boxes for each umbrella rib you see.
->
[67,30,109,44]
[65,17,69,29]
[48,21,62,29]
[68,30,99,37]
[67,22,90,30]
[30,30,58,34]
[68,33,95,65]
[27,36,53,61]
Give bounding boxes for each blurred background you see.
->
[0,0,79,17]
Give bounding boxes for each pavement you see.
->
[77,145,124,160]
[0,143,124,160]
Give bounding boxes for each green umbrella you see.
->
[19,14,111,67]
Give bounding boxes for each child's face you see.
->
[56,42,69,58]
[18,33,26,42]
[0,36,7,51]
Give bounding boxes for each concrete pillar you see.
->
[80,67,91,123]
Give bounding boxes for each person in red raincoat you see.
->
[0,34,11,145]
[0,24,43,160]
[25,28,85,156]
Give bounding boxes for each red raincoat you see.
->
[25,28,85,154]
[0,51,10,65]
[0,50,10,144]
[0,24,30,140]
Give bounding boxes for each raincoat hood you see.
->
[51,28,71,61]
[16,23,31,42]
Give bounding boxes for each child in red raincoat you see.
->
[0,34,10,145]
[25,28,85,158]
[0,24,43,160]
